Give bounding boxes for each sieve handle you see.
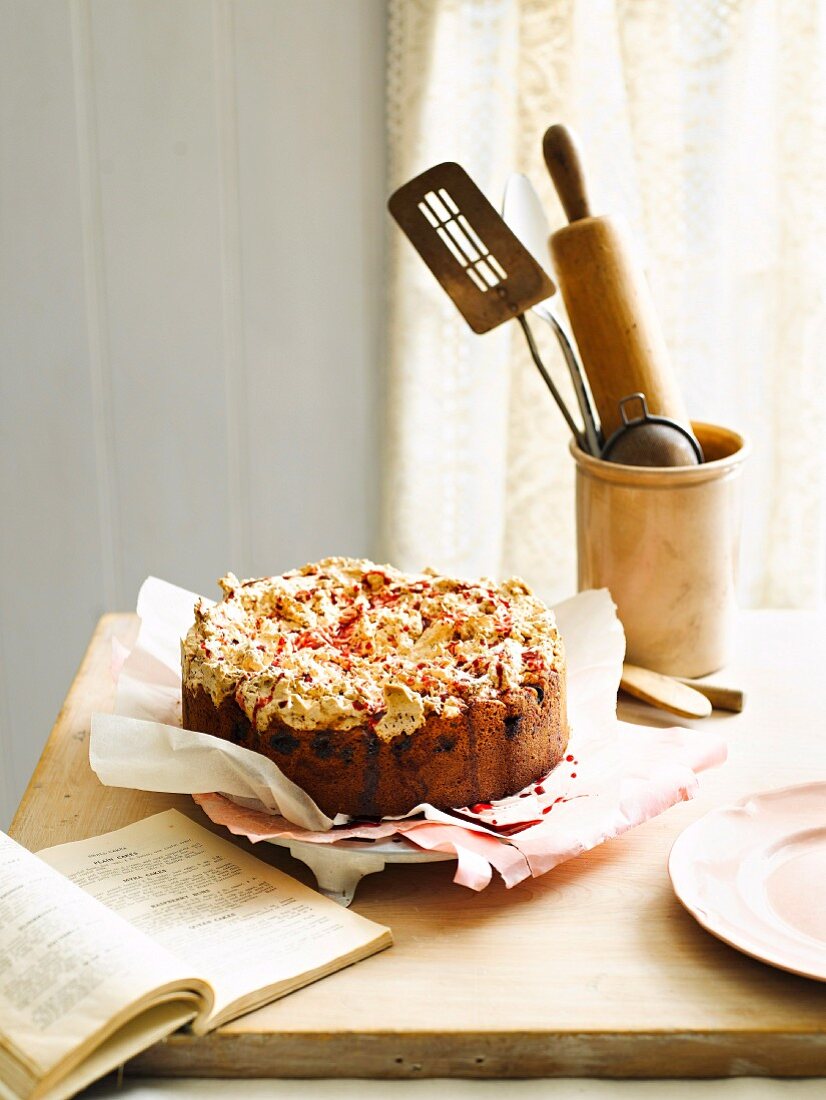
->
[619,393,650,426]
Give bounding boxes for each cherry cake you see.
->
[181,557,568,818]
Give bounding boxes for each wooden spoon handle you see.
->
[542,124,592,223]
[676,679,745,713]
[620,663,712,720]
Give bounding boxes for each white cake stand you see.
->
[267,835,455,906]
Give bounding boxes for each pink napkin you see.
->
[91,578,726,892]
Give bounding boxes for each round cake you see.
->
[181,557,568,818]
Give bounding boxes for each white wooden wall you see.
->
[0,0,387,827]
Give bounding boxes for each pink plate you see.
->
[668,781,826,982]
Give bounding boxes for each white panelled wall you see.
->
[0,0,387,827]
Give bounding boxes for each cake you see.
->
[181,557,568,818]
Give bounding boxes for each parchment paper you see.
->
[90,578,726,889]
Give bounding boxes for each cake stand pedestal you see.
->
[267,836,454,906]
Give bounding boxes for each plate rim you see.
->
[668,779,826,983]
[266,833,456,863]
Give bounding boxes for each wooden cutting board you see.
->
[9,612,826,1078]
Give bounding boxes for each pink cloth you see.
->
[193,792,533,891]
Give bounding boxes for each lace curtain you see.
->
[384,0,826,608]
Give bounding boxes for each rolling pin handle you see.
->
[543,124,592,223]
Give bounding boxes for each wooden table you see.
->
[10,611,826,1079]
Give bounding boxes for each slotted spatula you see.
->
[388,162,585,446]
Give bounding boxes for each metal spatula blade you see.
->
[388,162,555,335]
[501,172,555,282]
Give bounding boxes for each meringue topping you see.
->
[182,557,563,740]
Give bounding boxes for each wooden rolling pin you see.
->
[543,125,690,440]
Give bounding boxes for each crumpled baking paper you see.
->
[90,577,726,890]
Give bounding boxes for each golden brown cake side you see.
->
[182,670,567,818]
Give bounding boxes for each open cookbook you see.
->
[0,810,391,1100]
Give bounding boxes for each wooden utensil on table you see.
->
[543,125,692,441]
[621,663,712,719]
[388,162,586,448]
[621,662,745,718]
[676,677,745,713]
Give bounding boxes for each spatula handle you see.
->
[543,125,592,223]
[517,315,585,447]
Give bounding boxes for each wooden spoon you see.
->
[621,663,712,719]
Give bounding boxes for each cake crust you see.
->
[183,671,567,818]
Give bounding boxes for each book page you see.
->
[38,810,391,1030]
[0,831,202,1084]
